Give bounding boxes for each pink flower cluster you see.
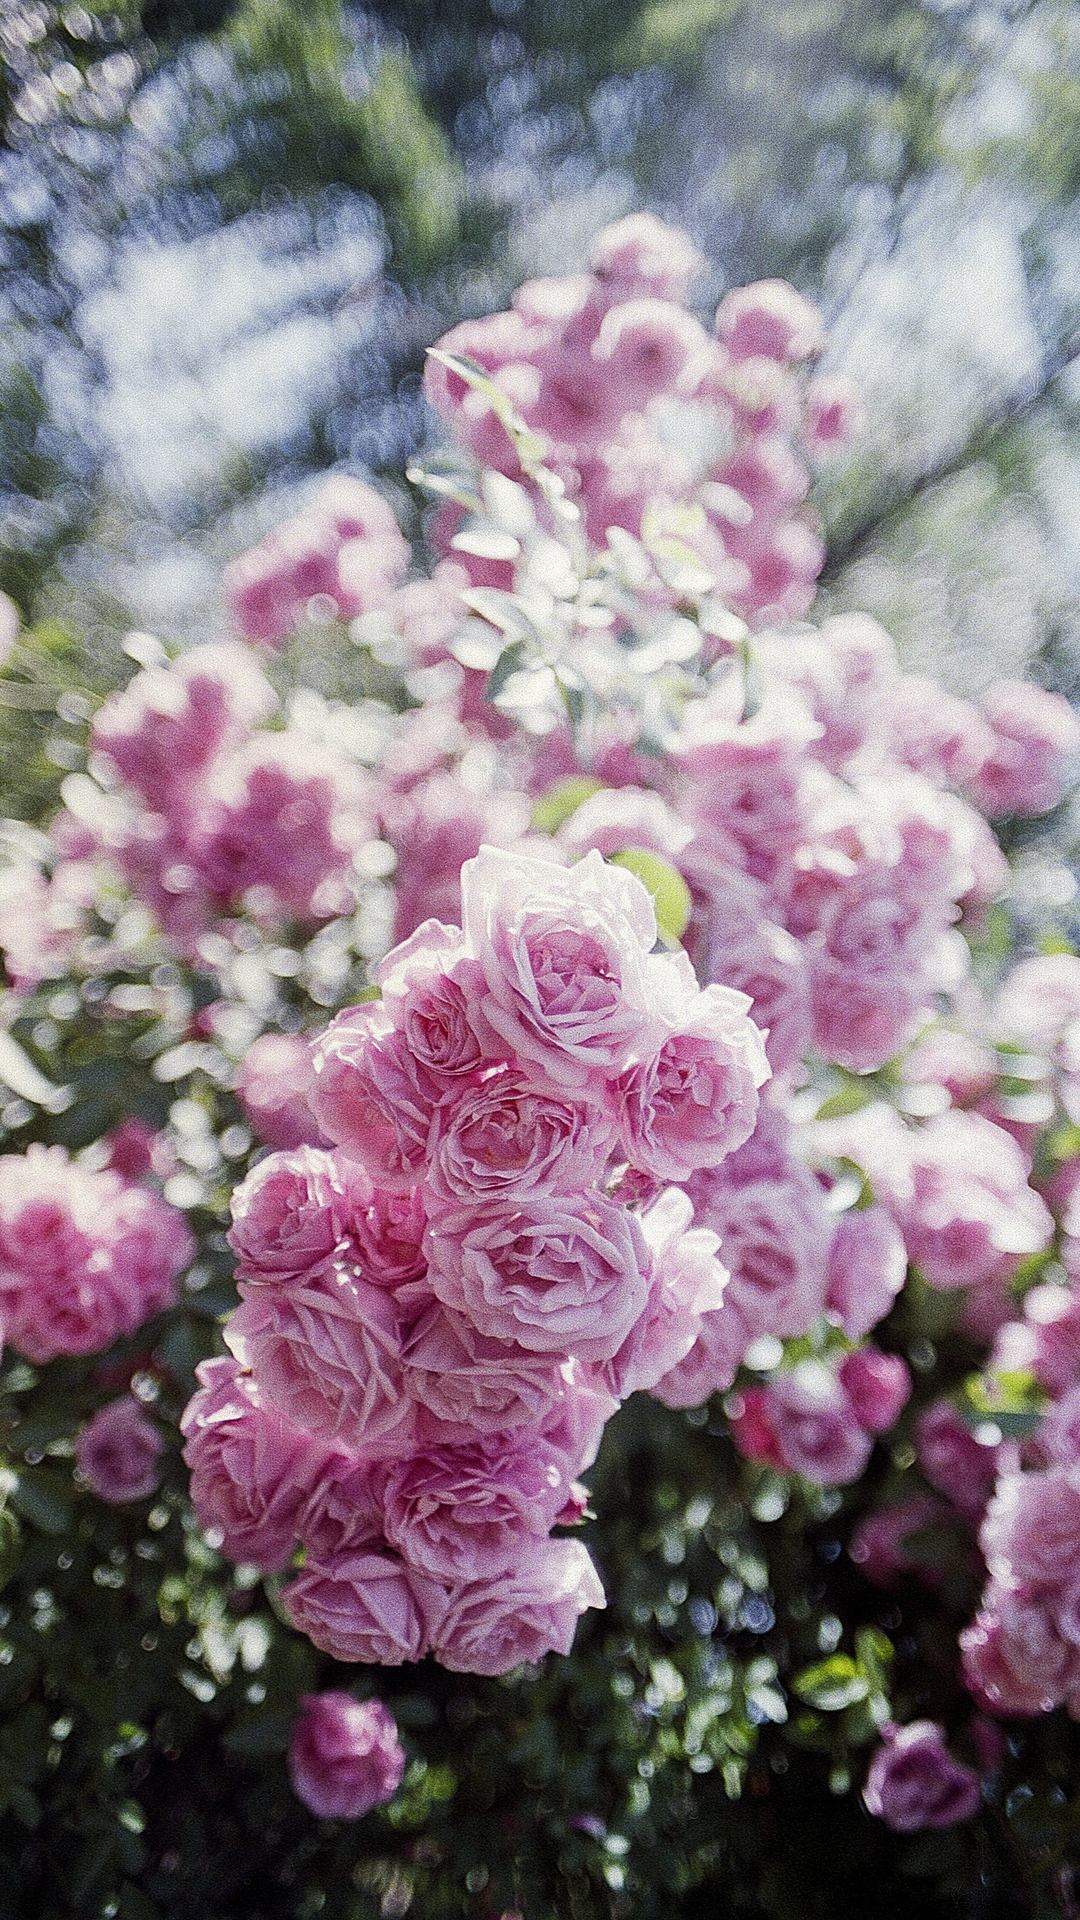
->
[54,642,374,956]
[727,1348,911,1488]
[287,1691,405,1820]
[183,844,768,1673]
[424,214,856,627]
[0,1145,193,1363]
[225,477,411,648]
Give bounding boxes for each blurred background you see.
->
[4,0,1080,701]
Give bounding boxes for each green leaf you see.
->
[792,1655,869,1713]
[608,848,692,943]
[11,1467,73,1535]
[531,777,605,834]
[816,1083,874,1120]
[485,641,528,704]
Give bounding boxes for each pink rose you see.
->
[715,280,826,364]
[181,1356,333,1572]
[295,1453,383,1559]
[427,1067,614,1206]
[961,1583,1080,1717]
[980,1470,1080,1592]
[601,1186,728,1398]
[376,1426,576,1582]
[968,681,1080,818]
[651,1296,750,1408]
[837,1347,911,1434]
[228,1147,373,1283]
[824,1206,906,1340]
[458,846,660,1090]
[423,1192,652,1362]
[685,1157,832,1341]
[225,1270,415,1457]
[849,1495,949,1589]
[288,1692,405,1820]
[430,1540,606,1676]
[763,1362,874,1486]
[236,1032,327,1152]
[402,1302,580,1439]
[281,1550,431,1665]
[310,1002,445,1190]
[863,1722,981,1831]
[616,984,768,1183]
[76,1396,163,1503]
[916,1401,999,1519]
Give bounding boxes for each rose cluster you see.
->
[182,843,768,1673]
[0,1144,193,1364]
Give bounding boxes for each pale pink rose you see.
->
[824,1206,906,1340]
[724,515,825,625]
[91,642,277,815]
[601,1186,728,1399]
[862,1722,981,1831]
[884,677,994,790]
[430,1539,606,1676]
[557,786,693,866]
[402,1302,580,1439]
[458,846,660,1090]
[710,353,801,437]
[427,1068,615,1206]
[310,1002,444,1190]
[715,280,827,363]
[281,1550,431,1665]
[236,1033,327,1151]
[916,1401,999,1520]
[980,1470,1080,1592]
[616,984,768,1183]
[0,858,93,994]
[376,1426,576,1582]
[423,1192,652,1363]
[763,1361,874,1485]
[589,214,706,302]
[76,1396,163,1503]
[961,1583,1080,1716]
[901,1028,998,1107]
[288,1693,405,1820]
[848,1495,949,1589]
[837,1347,911,1433]
[967,681,1080,818]
[380,950,495,1080]
[225,1269,415,1457]
[993,952,1080,1057]
[0,1145,192,1363]
[1014,1283,1080,1395]
[180,1355,333,1572]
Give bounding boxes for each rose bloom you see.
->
[0,1144,193,1363]
[427,1067,615,1206]
[225,1265,415,1457]
[430,1538,606,1676]
[615,983,768,1183]
[916,1400,999,1519]
[961,1582,1080,1717]
[401,1302,581,1440]
[180,1356,335,1572]
[310,1001,445,1191]
[423,1191,652,1363]
[979,1469,1080,1592]
[288,1692,405,1821]
[863,1722,981,1832]
[601,1186,728,1399]
[824,1205,906,1340]
[762,1361,874,1486]
[281,1549,432,1665]
[375,1425,577,1583]
[458,845,660,1090]
[236,1031,327,1152]
[76,1396,163,1503]
[228,1147,372,1283]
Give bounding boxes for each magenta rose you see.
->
[76,1396,163,1503]
[281,1550,431,1664]
[288,1693,405,1821]
[863,1722,981,1832]
[430,1539,606,1676]
[423,1192,652,1362]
